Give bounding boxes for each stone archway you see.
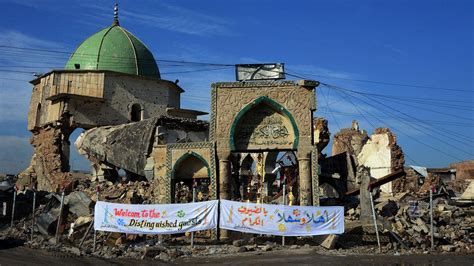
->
[229,96,299,152]
[172,152,211,203]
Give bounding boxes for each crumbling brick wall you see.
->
[373,128,405,171]
[332,121,368,159]
[313,117,330,159]
[18,126,73,191]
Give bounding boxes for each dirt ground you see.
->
[0,245,473,266]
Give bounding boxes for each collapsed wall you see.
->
[17,126,76,192]
[332,120,369,158]
[357,128,405,194]
[449,160,474,194]
[313,117,330,159]
[323,122,405,196]
[75,117,160,178]
[75,116,209,183]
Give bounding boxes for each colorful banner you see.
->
[219,200,344,236]
[94,200,218,234]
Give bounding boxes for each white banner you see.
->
[94,200,218,234]
[219,200,344,236]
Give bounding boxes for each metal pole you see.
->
[55,189,65,243]
[31,189,36,241]
[430,186,434,250]
[93,186,100,252]
[369,188,381,253]
[10,186,17,228]
[282,176,286,247]
[191,180,196,249]
[79,221,94,248]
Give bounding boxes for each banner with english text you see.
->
[94,200,218,234]
[219,200,344,236]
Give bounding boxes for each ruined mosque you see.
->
[18,5,405,220]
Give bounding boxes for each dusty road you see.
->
[0,246,473,265]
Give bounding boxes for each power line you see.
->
[0,45,234,67]
[0,66,233,77]
[320,82,474,122]
[331,88,465,161]
[324,83,474,145]
[319,86,423,165]
[2,44,472,94]
[286,68,473,93]
[325,84,472,159]
[321,85,342,132]
[316,108,474,127]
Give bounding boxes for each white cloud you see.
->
[0,30,64,49]
[82,2,235,37]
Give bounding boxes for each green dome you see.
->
[65,24,161,78]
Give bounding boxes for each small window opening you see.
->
[130,103,143,122]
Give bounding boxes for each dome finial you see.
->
[113,3,119,25]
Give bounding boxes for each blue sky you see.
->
[0,0,472,173]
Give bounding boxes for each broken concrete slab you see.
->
[318,234,339,249]
[64,191,91,217]
[459,180,474,200]
[76,118,160,177]
[37,209,59,235]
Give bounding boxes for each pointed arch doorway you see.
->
[172,152,211,203]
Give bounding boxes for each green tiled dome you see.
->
[65,24,160,78]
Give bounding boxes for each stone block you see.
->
[64,191,92,217]
[320,234,339,249]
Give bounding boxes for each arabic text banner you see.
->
[219,200,344,236]
[94,200,218,234]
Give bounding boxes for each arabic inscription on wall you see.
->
[234,105,294,150]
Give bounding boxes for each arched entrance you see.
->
[212,80,320,215]
[229,96,299,151]
[228,96,303,204]
[172,152,211,203]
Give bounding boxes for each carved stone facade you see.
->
[204,80,319,207]
[210,80,317,153]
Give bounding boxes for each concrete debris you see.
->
[2,117,471,260]
[332,120,368,159]
[64,191,91,217]
[75,118,160,178]
[319,234,339,250]
[313,117,330,159]
[385,197,472,252]
[232,239,246,247]
[379,200,398,217]
[17,126,88,192]
[36,210,59,235]
[459,181,474,201]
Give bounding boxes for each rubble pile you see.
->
[390,198,473,252]
[0,179,158,256]
[81,180,154,204]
